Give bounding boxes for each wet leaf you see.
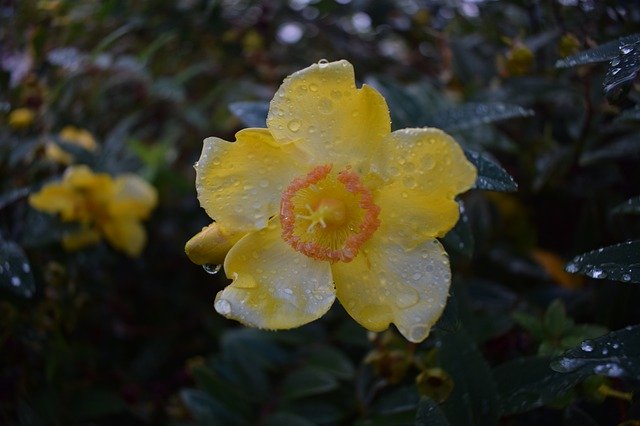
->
[180,388,239,424]
[0,240,35,298]
[603,40,640,102]
[551,325,640,380]
[465,150,518,192]
[555,34,640,68]
[415,396,450,426]
[228,101,269,128]
[437,329,500,426]
[565,240,640,283]
[494,356,586,415]
[429,103,534,132]
[611,196,640,215]
[442,201,474,259]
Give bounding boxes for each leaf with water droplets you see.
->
[465,149,518,192]
[428,103,534,132]
[612,196,640,216]
[415,396,450,426]
[603,40,640,102]
[555,34,640,68]
[437,329,500,426]
[551,325,640,380]
[494,356,587,415]
[0,240,35,298]
[564,240,640,284]
[442,201,474,259]
[228,101,269,128]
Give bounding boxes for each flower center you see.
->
[280,164,380,262]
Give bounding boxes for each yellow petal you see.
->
[109,174,158,219]
[185,222,244,265]
[45,142,74,165]
[376,181,460,246]
[59,126,98,151]
[332,234,451,343]
[29,183,80,221]
[196,128,307,233]
[101,218,147,257]
[379,128,476,198]
[266,60,390,170]
[215,219,335,329]
[64,165,114,196]
[62,228,101,251]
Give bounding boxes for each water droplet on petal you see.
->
[287,119,301,132]
[214,298,231,315]
[396,289,419,309]
[318,58,329,67]
[309,83,318,92]
[203,264,222,275]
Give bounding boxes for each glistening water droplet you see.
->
[203,264,222,275]
[214,298,231,315]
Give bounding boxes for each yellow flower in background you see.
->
[186,60,476,342]
[46,126,99,165]
[29,165,157,257]
[8,108,35,129]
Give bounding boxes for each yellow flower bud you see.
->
[185,222,243,266]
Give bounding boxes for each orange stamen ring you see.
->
[280,164,380,262]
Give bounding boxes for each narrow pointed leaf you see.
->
[555,34,640,68]
[465,150,518,192]
[604,40,640,102]
[565,240,640,283]
[612,196,640,215]
[0,240,35,298]
[428,103,534,132]
[551,325,640,380]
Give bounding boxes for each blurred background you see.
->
[2,0,640,424]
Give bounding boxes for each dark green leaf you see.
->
[305,346,355,380]
[465,150,518,192]
[580,135,640,165]
[0,187,29,210]
[611,196,640,215]
[415,397,450,426]
[437,329,500,426]
[375,386,420,415]
[565,240,640,283]
[0,240,35,298]
[282,367,339,401]
[494,356,586,415]
[543,299,573,337]
[551,324,640,380]
[190,364,251,417]
[228,101,269,128]
[180,388,238,424]
[512,312,544,340]
[442,201,474,259]
[615,106,640,122]
[604,40,640,102]
[429,103,533,132]
[555,34,640,68]
[265,412,315,426]
[292,401,345,424]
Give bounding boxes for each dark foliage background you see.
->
[2,0,640,424]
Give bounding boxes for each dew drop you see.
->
[318,58,329,68]
[11,276,21,287]
[203,264,222,275]
[309,83,318,92]
[622,273,631,282]
[611,57,621,66]
[287,119,301,132]
[403,176,417,189]
[588,268,606,279]
[581,341,593,352]
[565,263,579,273]
[318,98,334,114]
[620,44,634,55]
[611,67,621,75]
[214,298,231,315]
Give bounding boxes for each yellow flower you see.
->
[186,60,476,342]
[46,126,99,165]
[29,165,157,256]
[8,108,35,129]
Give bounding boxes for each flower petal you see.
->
[332,234,451,343]
[376,181,460,246]
[266,60,390,169]
[29,183,79,221]
[109,174,158,219]
[101,218,147,257]
[215,219,335,329]
[379,128,476,198]
[196,128,307,233]
[62,228,101,251]
[185,222,244,266]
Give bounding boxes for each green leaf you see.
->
[604,40,640,102]
[611,196,640,215]
[190,364,251,417]
[437,329,500,426]
[494,356,586,415]
[415,397,450,426]
[305,346,355,380]
[228,101,269,128]
[580,135,640,165]
[0,240,35,298]
[442,201,474,259]
[555,34,640,68]
[180,388,239,425]
[265,412,315,426]
[428,103,533,132]
[465,150,518,192]
[512,312,544,340]
[282,367,339,401]
[543,299,573,338]
[0,187,29,210]
[551,325,640,380]
[565,240,640,283]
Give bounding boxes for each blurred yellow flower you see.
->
[46,126,99,165]
[186,60,476,342]
[8,108,35,129]
[30,165,158,256]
